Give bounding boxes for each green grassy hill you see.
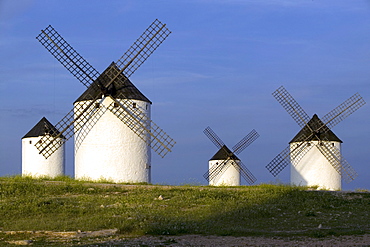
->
[0,176,369,245]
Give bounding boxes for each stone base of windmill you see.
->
[208,160,241,186]
[290,141,341,191]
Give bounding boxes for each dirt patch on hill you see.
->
[3,230,370,246]
[107,234,370,246]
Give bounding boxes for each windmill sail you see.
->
[35,20,175,158]
[204,127,259,185]
[266,86,365,184]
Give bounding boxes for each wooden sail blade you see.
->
[101,19,171,91]
[107,96,175,158]
[35,20,172,159]
[206,159,256,185]
[315,140,358,183]
[321,93,365,131]
[232,129,259,155]
[266,124,318,176]
[36,25,100,88]
[272,86,311,128]
[35,94,102,158]
[338,155,358,183]
[204,126,225,149]
[237,161,257,185]
[74,98,108,152]
[290,141,315,167]
[114,19,171,80]
[266,146,291,177]
[204,158,232,182]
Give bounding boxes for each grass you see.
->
[0,176,369,245]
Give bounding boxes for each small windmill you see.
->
[34,19,175,183]
[22,117,65,178]
[203,126,259,186]
[266,86,365,190]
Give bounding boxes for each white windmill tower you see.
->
[266,86,365,190]
[34,20,175,183]
[203,127,259,186]
[22,117,65,178]
[73,65,153,183]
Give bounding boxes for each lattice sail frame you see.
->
[36,25,100,88]
[108,95,175,158]
[266,86,365,182]
[203,126,225,149]
[35,95,102,158]
[74,97,108,152]
[35,19,175,158]
[272,86,311,128]
[316,137,358,182]
[203,127,259,185]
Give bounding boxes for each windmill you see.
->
[203,126,259,186]
[22,117,65,178]
[34,19,175,183]
[266,86,365,190]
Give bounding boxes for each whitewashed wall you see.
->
[290,141,341,190]
[208,160,241,186]
[74,96,151,183]
[22,136,65,178]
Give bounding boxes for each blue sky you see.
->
[1,0,370,190]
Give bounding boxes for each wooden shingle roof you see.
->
[289,114,342,143]
[22,117,64,139]
[209,145,240,161]
[75,62,151,103]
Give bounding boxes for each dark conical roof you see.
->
[210,145,240,161]
[289,114,342,143]
[22,117,65,139]
[75,62,151,103]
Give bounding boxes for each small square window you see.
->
[133,102,137,108]
[29,140,32,144]
[95,103,100,108]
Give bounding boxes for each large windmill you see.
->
[266,86,365,190]
[203,127,259,186]
[34,19,175,183]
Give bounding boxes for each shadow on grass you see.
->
[1,177,369,241]
[140,186,370,238]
